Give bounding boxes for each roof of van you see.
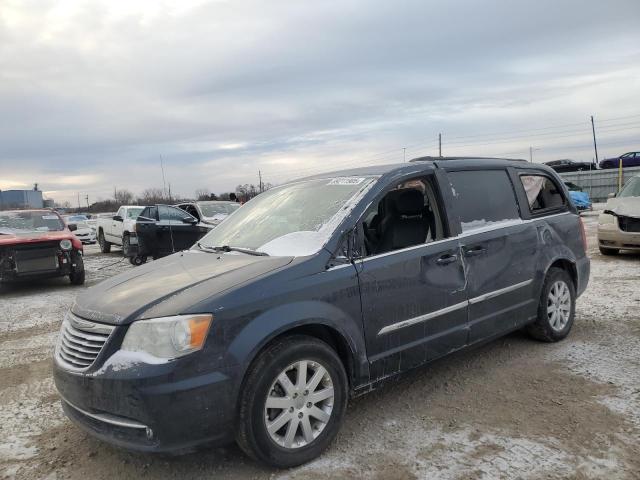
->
[299,156,538,181]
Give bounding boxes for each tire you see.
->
[236,335,348,468]
[69,254,85,285]
[526,267,575,342]
[599,246,619,256]
[129,255,147,266]
[98,230,111,253]
[122,234,131,257]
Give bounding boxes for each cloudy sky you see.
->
[1,0,639,205]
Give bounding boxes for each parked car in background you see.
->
[544,159,595,173]
[129,204,210,264]
[563,182,592,211]
[96,205,145,256]
[597,175,640,255]
[176,200,240,227]
[0,209,85,284]
[63,215,97,244]
[53,158,589,467]
[599,152,640,169]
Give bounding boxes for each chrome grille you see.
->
[56,313,115,371]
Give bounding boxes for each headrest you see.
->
[390,189,424,215]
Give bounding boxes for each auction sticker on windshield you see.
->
[328,177,366,185]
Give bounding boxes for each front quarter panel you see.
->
[207,255,368,394]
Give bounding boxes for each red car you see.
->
[0,209,85,285]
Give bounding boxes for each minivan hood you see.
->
[72,250,293,324]
[605,197,640,217]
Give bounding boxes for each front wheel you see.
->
[236,335,348,468]
[122,234,131,257]
[69,254,85,285]
[98,231,111,253]
[526,268,575,342]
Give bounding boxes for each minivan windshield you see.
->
[619,177,640,198]
[0,211,65,234]
[198,176,376,256]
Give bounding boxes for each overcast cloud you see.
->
[1,0,639,204]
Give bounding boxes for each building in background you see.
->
[0,185,44,209]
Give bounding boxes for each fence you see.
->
[558,166,640,202]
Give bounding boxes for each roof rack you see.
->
[409,155,528,163]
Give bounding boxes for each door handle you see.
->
[464,245,486,256]
[436,253,458,265]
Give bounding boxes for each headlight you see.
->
[598,213,615,225]
[121,314,212,360]
[59,239,73,250]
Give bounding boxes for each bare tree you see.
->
[114,189,134,205]
[138,188,167,205]
[194,188,211,201]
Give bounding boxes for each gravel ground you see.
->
[1,213,639,480]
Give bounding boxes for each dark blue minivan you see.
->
[53,157,589,467]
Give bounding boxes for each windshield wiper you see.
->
[196,243,269,256]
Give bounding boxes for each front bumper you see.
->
[53,345,240,452]
[598,224,640,250]
[0,246,82,281]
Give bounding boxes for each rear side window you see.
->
[448,170,520,232]
[520,175,566,213]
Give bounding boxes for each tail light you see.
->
[579,217,587,251]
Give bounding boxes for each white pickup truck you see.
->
[96,205,144,255]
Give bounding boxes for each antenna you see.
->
[160,155,167,198]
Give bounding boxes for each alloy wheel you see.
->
[547,280,571,331]
[264,360,334,449]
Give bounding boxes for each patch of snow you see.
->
[96,350,170,373]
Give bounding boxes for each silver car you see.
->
[597,175,640,255]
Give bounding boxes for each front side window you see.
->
[0,211,65,233]
[360,175,446,256]
[448,170,520,232]
[520,174,566,213]
[198,177,377,256]
[158,205,194,222]
[619,177,640,198]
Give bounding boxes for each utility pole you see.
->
[403,148,406,162]
[438,134,442,157]
[85,195,89,209]
[590,115,599,167]
[258,170,263,192]
[529,146,533,163]
[77,192,81,210]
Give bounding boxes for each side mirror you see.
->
[68,224,77,232]
[608,193,616,199]
[112,215,123,221]
[183,217,198,225]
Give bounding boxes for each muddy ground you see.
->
[1,211,639,479]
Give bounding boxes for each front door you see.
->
[157,205,200,254]
[355,175,468,381]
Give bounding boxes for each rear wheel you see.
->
[98,230,111,253]
[526,268,575,342]
[599,246,619,256]
[236,335,348,468]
